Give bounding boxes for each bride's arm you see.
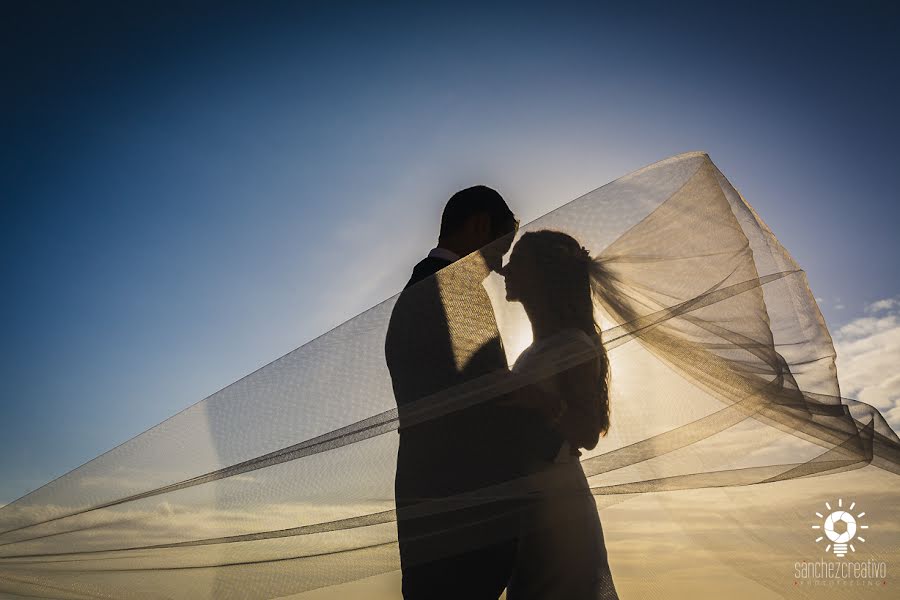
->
[498,335,603,448]
[499,362,598,449]
[552,362,602,451]
[496,372,564,420]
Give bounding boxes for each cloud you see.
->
[833,296,900,430]
[865,297,899,313]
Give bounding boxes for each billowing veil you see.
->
[1,152,897,599]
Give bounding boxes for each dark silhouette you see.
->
[385,186,524,600]
[501,230,619,599]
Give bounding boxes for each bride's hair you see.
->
[513,230,611,437]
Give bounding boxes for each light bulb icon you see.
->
[812,498,868,558]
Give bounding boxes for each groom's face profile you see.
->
[452,211,518,273]
[479,215,518,273]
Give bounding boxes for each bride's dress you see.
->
[506,328,619,600]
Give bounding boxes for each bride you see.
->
[500,229,619,600]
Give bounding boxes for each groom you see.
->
[385,186,519,600]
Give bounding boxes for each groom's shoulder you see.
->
[405,256,453,289]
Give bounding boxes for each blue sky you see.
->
[2,0,898,504]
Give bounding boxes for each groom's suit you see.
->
[385,249,522,600]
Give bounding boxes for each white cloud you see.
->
[833,296,900,430]
[865,297,899,313]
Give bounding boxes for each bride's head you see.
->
[503,230,596,335]
[503,230,611,436]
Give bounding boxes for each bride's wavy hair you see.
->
[512,230,611,437]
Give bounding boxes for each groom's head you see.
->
[438,185,517,270]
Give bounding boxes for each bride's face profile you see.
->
[503,230,592,315]
[502,245,535,303]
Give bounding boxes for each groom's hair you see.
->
[439,185,515,239]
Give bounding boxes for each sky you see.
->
[1,0,899,508]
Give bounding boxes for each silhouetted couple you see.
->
[385,186,619,599]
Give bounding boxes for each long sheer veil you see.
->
[1,152,897,599]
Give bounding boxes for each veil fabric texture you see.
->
[1,152,897,599]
